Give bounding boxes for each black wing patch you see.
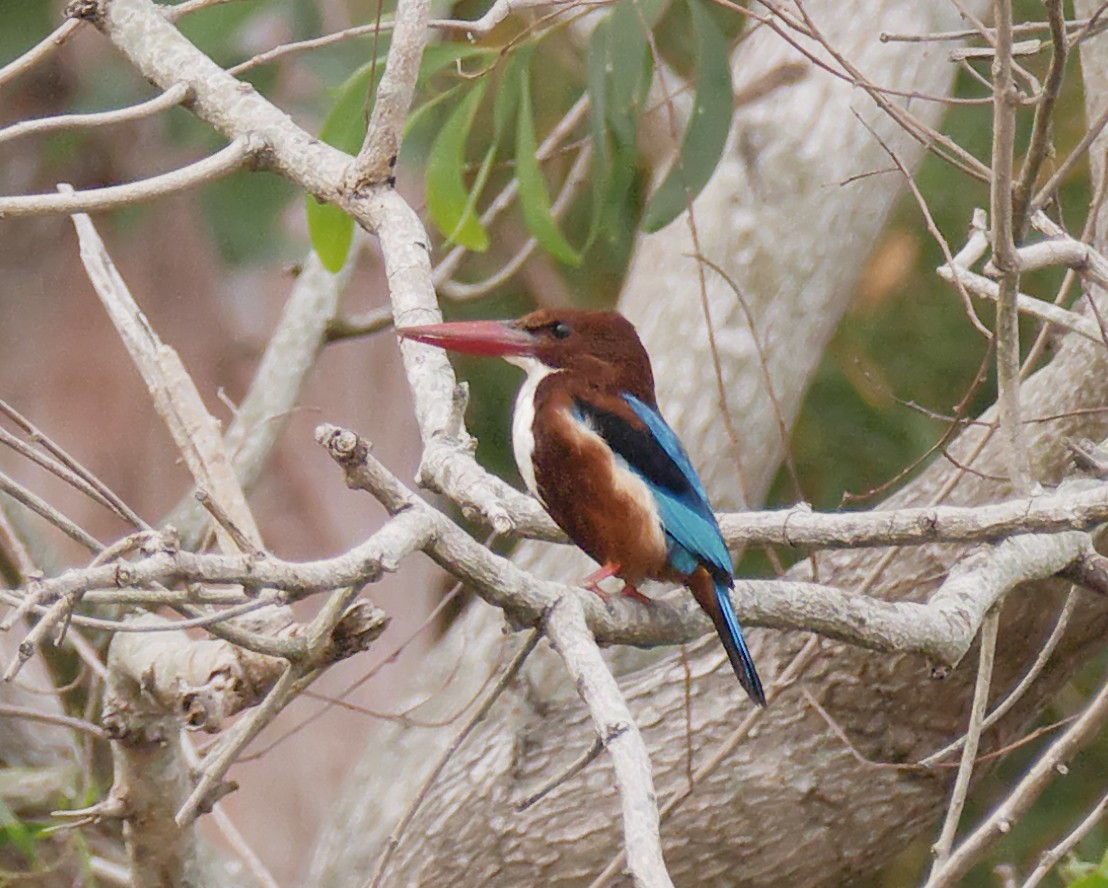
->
[572,398,690,496]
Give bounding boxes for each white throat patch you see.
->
[506,355,556,500]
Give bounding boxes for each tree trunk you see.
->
[312,3,1108,887]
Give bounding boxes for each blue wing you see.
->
[575,393,765,706]
[574,393,732,580]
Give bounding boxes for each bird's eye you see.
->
[549,321,570,340]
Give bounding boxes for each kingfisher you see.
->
[398,309,765,706]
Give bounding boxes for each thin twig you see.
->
[926,609,1000,879]
[925,663,1108,886]
[0,703,106,740]
[0,468,102,552]
[516,735,607,811]
[920,588,1077,767]
[0,19,82,89]
[0,399,147,529]
[0,83,190,146]
[366,629,542,888]
[990,0,1032,493]
[0,426,143,529]
[176,662,302,827]
[1012,0,1066,232]
[0,139,258,218]
[1020,787,1108,888]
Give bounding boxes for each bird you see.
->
[398,309,765,707]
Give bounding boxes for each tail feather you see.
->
[688,569,766,707]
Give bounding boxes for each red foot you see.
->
[581,562,620,598]
[617,583,652,605]
[579,563,652,605]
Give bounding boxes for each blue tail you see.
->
[714,580,766,707]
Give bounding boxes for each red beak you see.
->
[397,320,537,358]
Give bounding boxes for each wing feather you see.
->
[574,393,732,580]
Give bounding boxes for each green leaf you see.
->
[640,0,733,233]
[585,0,665,249]
[517,66,582,266]
[306,57,387,272]
[1066,874,1108,888]
[606,0,666,142]
[493,53,523,145]
[0,799,37,863]
[426,80,492,251]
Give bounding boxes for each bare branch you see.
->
[719,480,1108,549]
[0,467,103,553]
[0,702,106,739]
[0,399,147,529]
[920,588,1077,766]
[69,205,261,552]
[0,139,257,218]
[0,83,190,146]
[367,630,541,887]
[1020,785,1108,888]
[1012,0,1066,230]
[990,0,1032,492]
[926,667,1108,886]
[0,19,82,89]
[926,610,999,880]
[546,594,671,888]
[347,0,431,189]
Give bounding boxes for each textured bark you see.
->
[312,2,1108,887]
[313,260,1108,884]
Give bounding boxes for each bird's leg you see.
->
[580,563,653,606]
[616,582,652,605]
[580,562,620,598]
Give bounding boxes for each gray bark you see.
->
[312,2,1108,887]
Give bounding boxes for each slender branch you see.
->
[545,594,672,888]
[228,23,396,75]
[926,610,999,881]
[990,0,1032,492]
[1020,786,1108,888]
[325,307,393,342]
[366,630,542,888]
[0,139,257,218]
[1012,0,1066,230]
[435,0,588,37]
[0,467,102,552]
[0,19,82,89]
[347,0,431,189]
[175,662,301,827]
[0,702,107,739]
[69,203,262,552]
[926,667,1108,886]
[0,83,190,146]
[880,18,1100,44]
[0,426,142,528]
[920,588,1077,766]
[0,399,147,529]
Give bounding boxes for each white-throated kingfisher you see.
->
[399,309,765,707]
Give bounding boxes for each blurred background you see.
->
[2,0,1107,884]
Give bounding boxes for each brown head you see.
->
[398,309,656,403]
